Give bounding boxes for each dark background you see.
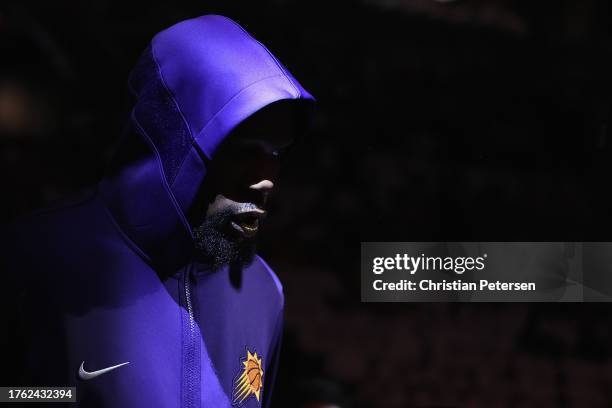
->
[2,0,612,406]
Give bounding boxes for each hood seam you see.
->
[196,73,289,160]
[150,41,198,187]
[131,110,195,238]
[100,191,154,267]
[220,16,300,98]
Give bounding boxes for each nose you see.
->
[249,179,274,206]
[249,179,274,192]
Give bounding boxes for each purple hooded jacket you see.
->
[1,15,314,407]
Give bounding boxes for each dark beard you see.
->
[191,207,256,271]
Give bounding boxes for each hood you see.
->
[99,15,315,271]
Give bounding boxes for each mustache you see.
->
[232,202,264,213]
[206,202,263,227]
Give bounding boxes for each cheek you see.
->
[220,167,262,197]
[210,159,253,189]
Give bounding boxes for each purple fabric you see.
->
[4,15,314,407]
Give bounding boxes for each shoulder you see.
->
[9,188,130,274]
[254,255,283,295]
[251,255,285,309]
[15,188,98,237]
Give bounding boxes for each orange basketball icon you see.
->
[232,350,264,406]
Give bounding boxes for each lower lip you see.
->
[231,221,259,238]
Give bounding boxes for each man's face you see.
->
[190,102,298,270]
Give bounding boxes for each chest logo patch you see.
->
[232,349,264,406]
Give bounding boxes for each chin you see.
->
[193,228,256,271]
[192,206,261,271]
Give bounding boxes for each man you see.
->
[1,15,314,407]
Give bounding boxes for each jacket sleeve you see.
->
[262,308,284,408]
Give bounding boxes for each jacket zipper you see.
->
[181,266,201,407]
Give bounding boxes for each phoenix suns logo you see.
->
[232,349,264,406]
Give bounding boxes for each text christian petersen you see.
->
[371,253,536,292]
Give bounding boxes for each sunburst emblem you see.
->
[232,350,264,406]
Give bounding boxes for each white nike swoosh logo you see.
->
[78,361,130,380]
